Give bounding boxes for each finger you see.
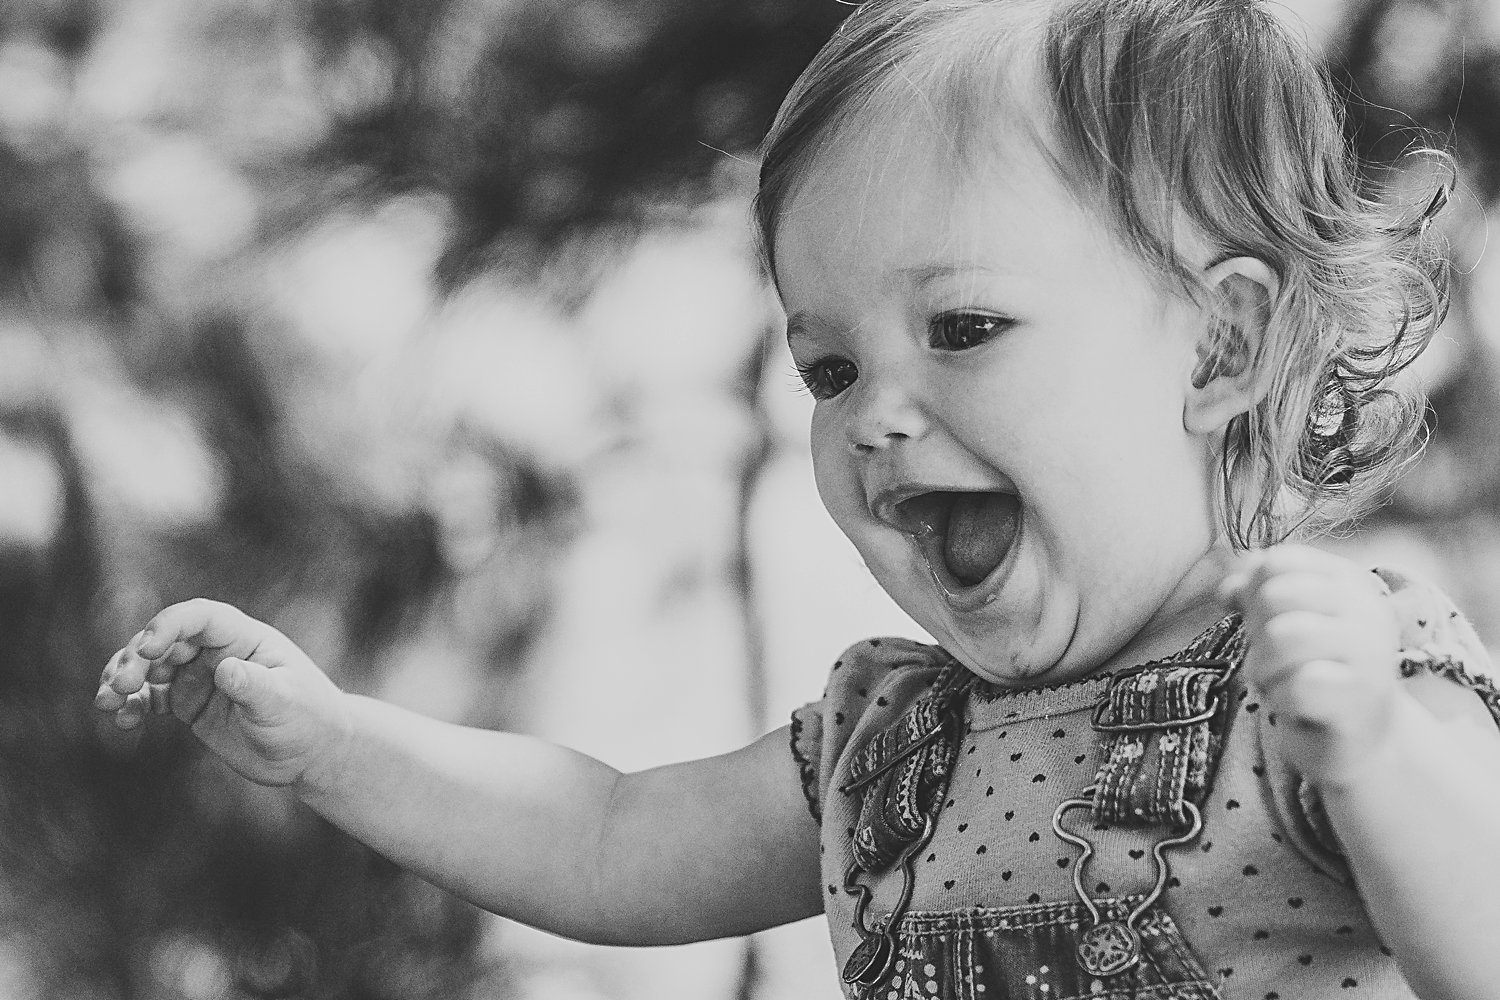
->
[106,646,151,696]
[1224,546,1381,619]
[1262,610,1363,661]
[1241,571,1357,622]
[169,658,218,725]
[1256,545,1385,599]
[1249,610,1393,689]
[1268,659,1381,730]
[1254,542,1355,576]
[136,599,266,661]
[1218,549,1267,609]
[144,640,202,684]
[148,683,172,715]
[114,688,151,730]
[214,657,285,726]
[103,631,144,670]
[95,649,129,710]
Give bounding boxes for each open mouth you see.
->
[891,490,1022,597]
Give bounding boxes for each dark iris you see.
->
[929,312,1011,351]
[798,357,858,399]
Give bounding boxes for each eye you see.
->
[928,311,1013,351]
[794,356,859,399]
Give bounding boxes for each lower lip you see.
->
[913,508,1023,613]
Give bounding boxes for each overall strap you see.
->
[837,656,976,991]
[839,656,974,873]
[1089,615,1247,828]
[1052,616,1249,980]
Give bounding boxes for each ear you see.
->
[1183,256,1278,436]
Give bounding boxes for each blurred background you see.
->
[0,0,1496,997]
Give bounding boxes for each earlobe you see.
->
[1183,257,1279,436]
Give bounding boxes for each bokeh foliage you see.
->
[0,0,843,995]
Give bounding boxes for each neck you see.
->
[1097,541,1241,675]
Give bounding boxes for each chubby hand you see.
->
[94,599,350,788]
[1221,544,1403,789]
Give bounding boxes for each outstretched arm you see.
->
[96,599,824,945]
[1225,546,1500,1000]
[300,700,824,944]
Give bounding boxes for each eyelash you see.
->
[791,311,1015,400]
[792,357,858,400]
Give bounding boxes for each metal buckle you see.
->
[1090,694,1222,732]
[1052,786,1202,978]
[841,814,934,989]
[1090,657,1235,733]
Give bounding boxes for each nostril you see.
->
[848,426,912,452]
[844,384,926,450]
[849,435,906,454]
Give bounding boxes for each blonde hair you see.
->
[755,0,1451,547]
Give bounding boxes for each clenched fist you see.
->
[1221,544,1402,789]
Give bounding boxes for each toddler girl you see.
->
[96,0,1500,997]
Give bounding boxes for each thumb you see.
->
[214,657,284,723]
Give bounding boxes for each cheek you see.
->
[808,412,854,522]
[1012,337,1182,444]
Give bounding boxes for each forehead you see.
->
[765,38,1095,278]
[772,114,1118,305]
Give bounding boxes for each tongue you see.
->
[943,493,1021,586]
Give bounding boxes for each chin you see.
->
[937,626,1075,689]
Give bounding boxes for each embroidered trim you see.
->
[967,674,1114,731]
[1399,653,1500,728]
[842,660,973,873]
[842,696,948,792]
[789,709,822,823]
[971,667,1116,703]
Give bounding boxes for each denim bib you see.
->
[837,618,1244,1000]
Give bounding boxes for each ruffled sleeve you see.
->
[789,636,954,824]
[1377,565,1500,717]
[789,700,824,822]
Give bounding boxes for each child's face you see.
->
[775,119,1230,686]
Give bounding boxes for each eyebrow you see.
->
[899,262,1005,286]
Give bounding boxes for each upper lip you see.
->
[868,484,939,531]
[868,483,1011,534]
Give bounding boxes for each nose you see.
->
[845,377,930,452]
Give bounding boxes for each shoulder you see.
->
[791,636,957,822]
[821,636,953,700]
[809,636,958,750]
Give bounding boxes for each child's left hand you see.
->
[1221,544,1403,790]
